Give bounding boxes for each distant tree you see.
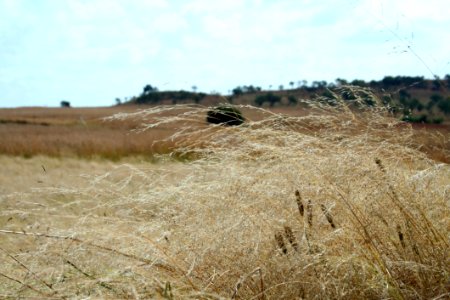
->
[427,94,443,111]
[322,90,337,100]
[289,81,294,89]
[242,85,258,93]
[402,114,429,123]
[399,90,411,99]
[327,82,336,88]
[60,101,71,108]
[142,84,157,95]
[287,95,298,106]
[437,97,450,115]
[255,93,281,107]
[341,89,357,101]
[382,76,399,87]
[430,94,444,104]
[232,87,244,97]
[279,85,284,91]
[136,86,161,104]
[432,79,442,91]
[192,85,197,93]
[416,102,425,112]
[399,96,409,107]
[445,74,450,88]
[232,85,260,95]
[382,76,426,88]
[407,98,421,111]
[350,79,366,86]
[115,98,121,105]
[369,80,379,87]
[381,95,392,105]
[312,81,327,88]
[255,96,264,106]
[335,78,348,86]
[413,79,428,89]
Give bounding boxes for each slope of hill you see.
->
[126,76,450,123]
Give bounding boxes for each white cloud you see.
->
[152,12,189,33]
[67,0,127,20]
[1,0,449,107]
[354,0,450,28]
[182,0,246,15]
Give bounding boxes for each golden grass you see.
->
[0,106,181,160]
[0,123,176,160]
[0,92,449,299]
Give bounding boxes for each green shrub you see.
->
[402,114,443,124]
[255,93,281,107]
[402,114,428,123]
[287,95,298,105]
[431,117,444,124]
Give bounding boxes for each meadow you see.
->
[0,93,449,299]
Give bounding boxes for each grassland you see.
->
[0,106,176,160]
[0,95,449,299]
[0,103,448,162]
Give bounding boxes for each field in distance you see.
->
[0,104,448,162]
[0,105,312,160]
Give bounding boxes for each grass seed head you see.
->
[275,232,287,255]
[307,199,313,227]
[295,190,304,217]
[397,224,406,248]
[284,225,299,252]
[321,204,336,229]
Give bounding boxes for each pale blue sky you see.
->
[0,0,449,107]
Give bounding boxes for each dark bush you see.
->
[402,114,428,123]
[287,95,298,105]
[431,117,444,124]
[437,97,450,115]
[60,101,71,108]
[255,93,281,107]
[206,105,245,126]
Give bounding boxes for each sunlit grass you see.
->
[0,88,449,299]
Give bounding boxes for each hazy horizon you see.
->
[1,0,449,108]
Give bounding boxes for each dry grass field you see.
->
[0,106,177,160]
[0,94,449,299]
[0,105,308,161]
[0,102,448,163]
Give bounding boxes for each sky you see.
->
[0,0,449,107]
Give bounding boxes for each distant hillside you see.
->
[122,75,450,123]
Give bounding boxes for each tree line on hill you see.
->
[132,84,208,105]
[111,75,450,123]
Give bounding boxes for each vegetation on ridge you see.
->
[124,75,450,123]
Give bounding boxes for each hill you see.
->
[125,75,450,123]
